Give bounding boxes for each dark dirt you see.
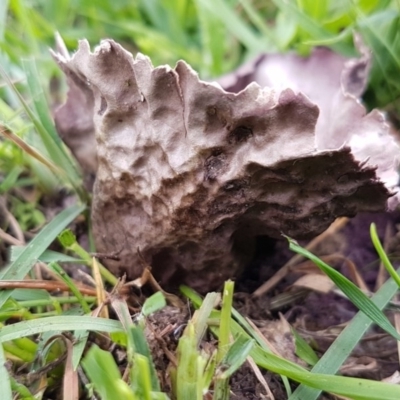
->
[229,211,400,398]
[129,211,400,399]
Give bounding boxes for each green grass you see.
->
[2,216,400,398]
[2,239,400,399]
[1,1,400,399]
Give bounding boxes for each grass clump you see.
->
[1,212,400,398]
[1,1,400,400]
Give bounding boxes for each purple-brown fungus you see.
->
[53,40,399,292]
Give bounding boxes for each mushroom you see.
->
[52,40,399,292]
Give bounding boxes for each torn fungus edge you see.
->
[52,39,399,291]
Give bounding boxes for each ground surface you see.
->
[2,188,399,399]
[134,211,400,399]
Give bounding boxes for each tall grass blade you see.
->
[253,347,400,400]
[0,63,86,200]
[290,271,400,399]
[288,237,400,341]
[0,315,123,342]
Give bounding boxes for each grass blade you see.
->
[174,292,219,398]
[130,353,152,400]
[141,291,166,318]
[175,322,206,400]
[48,262,91,314]
[290,270,400,399]
[10,378,34,399]
[71,330,89,371]
[0,63,86,200]
[197,0,267,54]
[195,0,228,76]
[271,0,354,55]
[22,59,65,145]
[216,334,254,380]
[0,0,9,40]
[292,327,319,366]
[22,63,79,165]
[82,345,135,400]
[182,285,400,399]
[58,229,117,285]
[253,347,400,400]
[0,203,85,308]
[370,223,400,287]
[129,325,161,393]
[216,280,234,363]
[0,344,12,400]
[214,281,235,400]
[193,292,220,344]
[10,247,81,263]
[287,237,400,341]
[0,124,64,177]
[0,315,123,342]
[238,0,279,46]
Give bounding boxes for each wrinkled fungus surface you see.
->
[53,40,398,292]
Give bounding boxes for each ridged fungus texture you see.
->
[53,40,399,292]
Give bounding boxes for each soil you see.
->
[233,211,400,398]
[130,211,400,399]
[4,187,400,400]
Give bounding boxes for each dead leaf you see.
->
[63,337,79,400]
[292,273,335,294]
